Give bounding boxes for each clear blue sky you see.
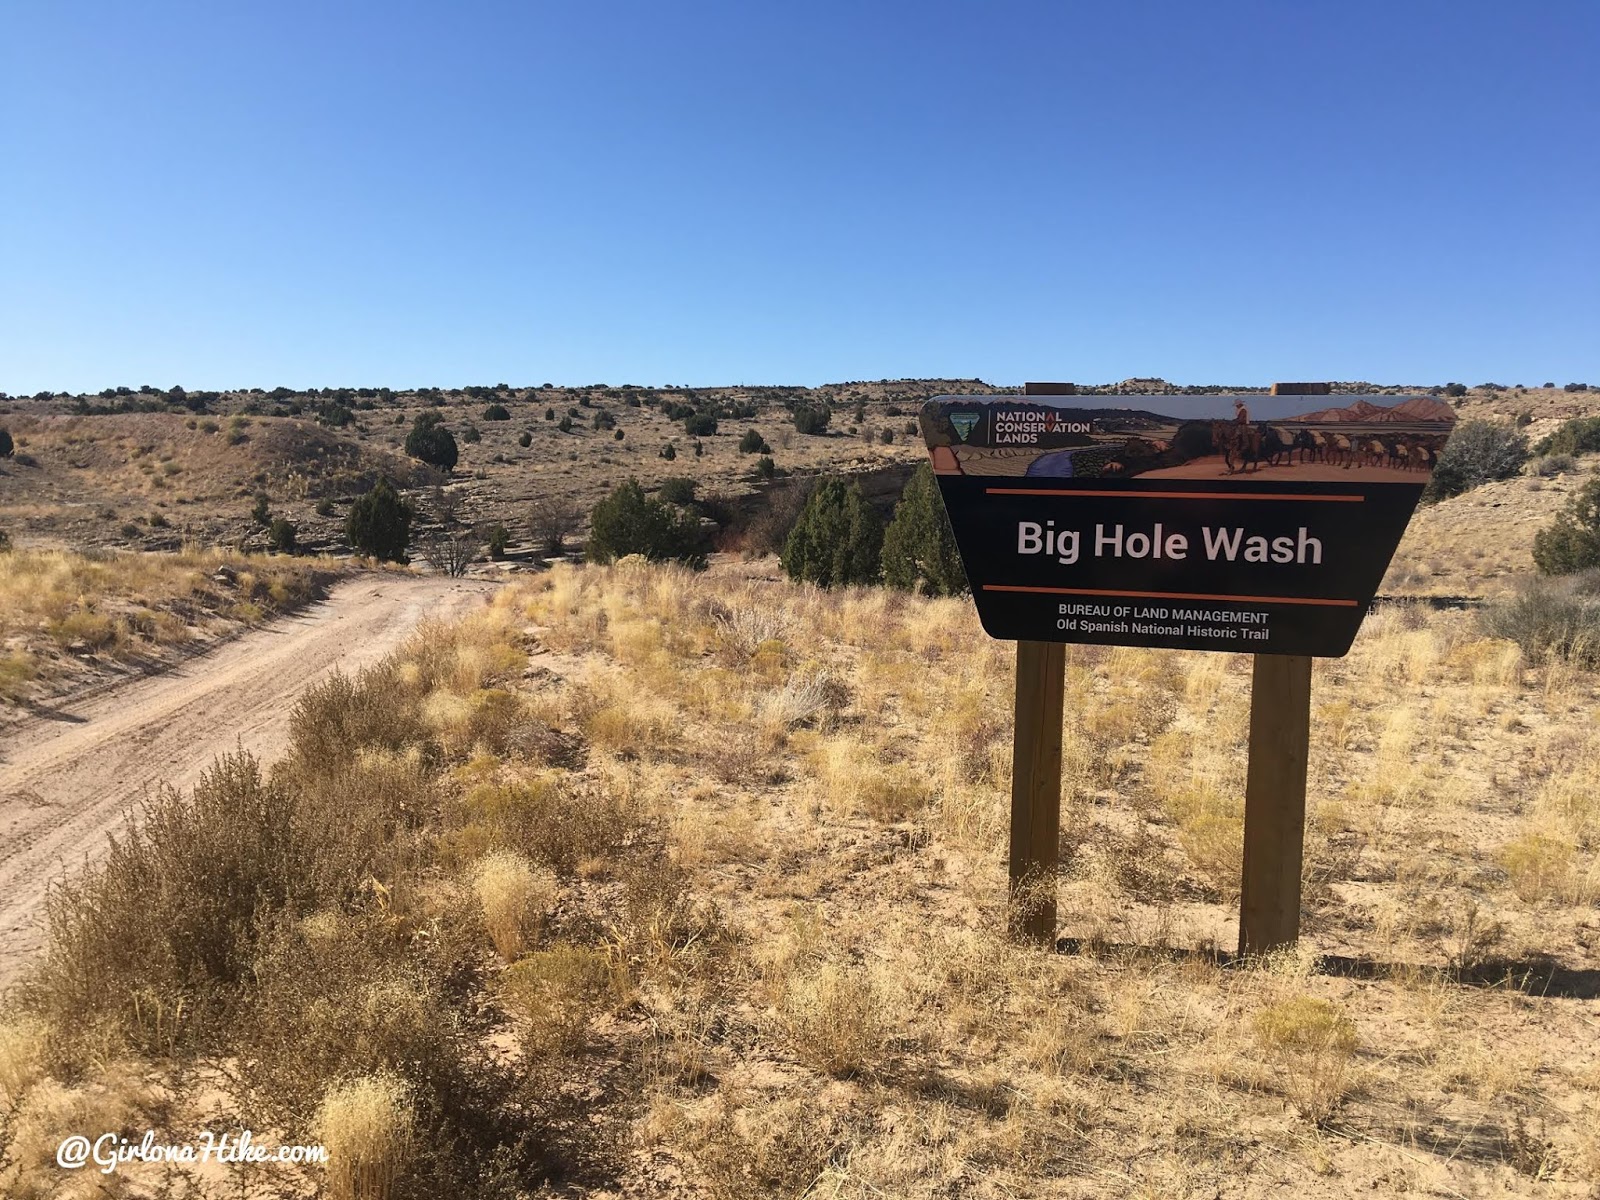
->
[3,1,1596,393]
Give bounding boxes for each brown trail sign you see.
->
[921,382,1455,952]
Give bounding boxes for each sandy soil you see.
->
[0,573,500,983]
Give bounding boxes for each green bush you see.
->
[793,404,830,435]
[267,517,297,554]
[461,423,481,444]
[545,407,555,421]
[684,412,718,437]
[404,412,459,471]
[519,430,533,447]
[657,477,697,506]
[482,403,510,421]
[1443,382,1468,398]
[1482,578,1600,666]
[781,477,882,587]
[1534,417,1600,457]
[753,454,776,480]
[882,464,967,596]
[738,428,770,454]
[314,497,336,517]
[558,415,573,433]
[1533,478,1600,575]
[486,523,510,560]
[252,492,272,526]
[587,480,709,569]
[0,427,12,457]
[345,478,414,562]
[1423,420,1528,502]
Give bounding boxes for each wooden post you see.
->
[1007,382,1075,944]
[1010,639,1066,942]
[1238,653,1312,956]
[1236,381,1324,957]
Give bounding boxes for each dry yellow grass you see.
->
[315,1072,415,1200]
[470,849,557,960]
[8,535,1600,1197]
[0,545,333,700]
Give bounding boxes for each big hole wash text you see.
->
[1017,522,1324,566]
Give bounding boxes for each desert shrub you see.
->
[447,776,635,873]
[752,454,776,480]
[738,428,770,454]
[0,527,11,552]
[285,665,433,773]
[792,404,830,435]
[346,478,414,563]
[1533,478,1600,576]
[500,945,621,1056]
[1252,996,1358,1123]
[518,430,532,448]
[779,963,888,1079]
[1482,577,1600,666]
[587,480,709,569]
[557,415,573,433]
[0,427,12,457]
[486,522,510,560]
[529,495,582,557]
[613,427,624,441]
[1531,453,1577,477]
[315,496,337,516]
[460,424,481,444]
[1534,416,1600,457]
[882,462,966,596]
[1443,382,1468,397]
[252,491,272,525]
[743,479,811,556]
[481,403,510,421]
[684,412,717,437]
[661,443,676,460]
[781,477,882,587]
[268,517,298,554]
[1424,420,1528,502]
[657,476,697,506]
[404,412,458,471]
[23,753,380,1053]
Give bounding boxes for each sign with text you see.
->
[920,393,1456,657]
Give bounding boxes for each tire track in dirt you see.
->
[0,573,500,984]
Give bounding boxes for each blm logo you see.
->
[949,412,980,442]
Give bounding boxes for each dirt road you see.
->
[0,573,499,984]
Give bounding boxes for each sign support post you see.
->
[1007,382,1076,944]
[1009,639,1065,943]
[1238,652,1312,956]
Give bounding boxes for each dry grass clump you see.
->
[0,1061,164,1200]
[500,945,623,1055]
[316,1072,415,1200]
[471,850,558,960]
[0,545,333,696]
[0,1015,48,1107]
[778,961,890,1078]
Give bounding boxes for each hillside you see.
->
[4,381,1586,559]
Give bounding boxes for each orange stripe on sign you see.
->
[983,488,1365,502]
[982,584,1361,608]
